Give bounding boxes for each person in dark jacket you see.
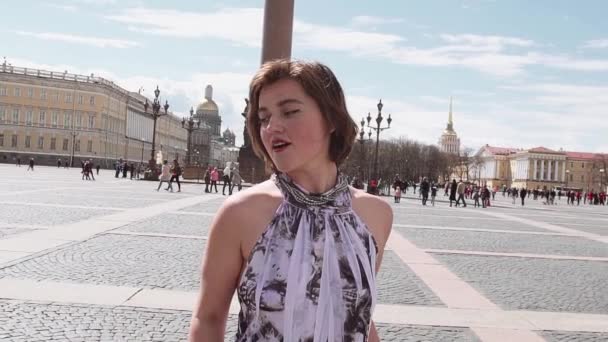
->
[449,179,457,207]
[520,188,528,206]
[420,177,430,206]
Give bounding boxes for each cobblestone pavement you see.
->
[433,253,608,314]
[541,331,608,342]
[1,165,607,341]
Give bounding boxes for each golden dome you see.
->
[196,99,219,115]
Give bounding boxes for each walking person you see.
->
[210,167,219,193]
[456,180,467,207]
[420,177,430,206]
[430,184,437,206]
[122,161,128,178]
[57,159,62,168]
[26,158,34,171]
[96,164,100,175]
[16,157,21,167]
[188,59,392,341]
[130,163,135,180]
[449,179,458,207]
[167,159,182,192]
[394,186,402,203]
[156,160,172,192]
[474,188,481,208]
[203,168,211,193]
[222,162,233,195]
[521,188,528,206]
[231,162,243,193]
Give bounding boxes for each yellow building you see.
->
[0,62,187,167]
[474,145,607,192]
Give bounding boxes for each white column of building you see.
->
[547,160,552,181]
[533,159,538,180]
[540,160,545,180]
[562,161,566,182]
[554,160,559,182]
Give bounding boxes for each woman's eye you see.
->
[259,116,270,125]
[284,109,299,116]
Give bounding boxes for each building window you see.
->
[582,163,585,169]
[38,136,44,149]
[12,109,19,124]
[76,113,82,128]
[66,93,72,103]
[28,87,34,98]
[0,107,5,123]
[39,110,46,126]
[53,92,59,101]
[50,137,56,150]
[64,112,72,128]
[11,135,17,147]
[89,96,95,105]
[40,89,47,100]
[14,87,21,97]
[26,110,33,126]
[88,114,95,129]
[62,138,69,151]
[52,111,58,128]
[75,139,80,152]
[25,135,31,148]
[78,95,83,104]
[0,134,3,147]
[87,140,93,152]
[0,85,7,96]
[570,174,573,181]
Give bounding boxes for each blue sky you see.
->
[3,0,608,152]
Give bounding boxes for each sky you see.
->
[2,0,608,153]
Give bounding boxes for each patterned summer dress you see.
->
[236,172,378,341]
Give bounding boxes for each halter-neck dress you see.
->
[236,172,378,341]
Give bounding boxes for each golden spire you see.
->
[445,96,454,132]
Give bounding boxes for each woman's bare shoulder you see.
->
[221,179,282,214]
[350,187,393,247]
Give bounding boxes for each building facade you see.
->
[473,144,607,192]
[0,63,187,167]
[439,97,460,155]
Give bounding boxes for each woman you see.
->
[168,159,182,192]
[156,160,172,191]
[189,60,393,341]
[231,162,243,193]
[210,167,219,193]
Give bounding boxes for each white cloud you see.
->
[350,15,404,27]
[14,31,140,49]
[45,3,78,12]
[582,39,608,49]
[106,7,263,47]
[72,0,116,4]
[440,33,534,47]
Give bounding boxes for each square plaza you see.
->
[0,164,607,341]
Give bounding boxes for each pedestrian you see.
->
[203,168,211,193]
[96,164,100,175]
[456,179,467,207]
[130,163,135,180]
[88,161,96,181]
[520,188,528,206]
[122,161,128,178]
[16,157,21,167]
[115,159,121,178]
[394,186,401,203]
[474,189,481,208]
[167,159,182,192]
[27,158,34,171]
[430,184,437,206]
[420,177,430,206]
[57,159,62,168]
[231,162,243,193]
[210,167,219,193]
[449,179,457,207]
[188,59,392,341]
[156,160,172,191]
[222,162,232,195]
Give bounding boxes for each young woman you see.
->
[189,60,393,341]
[156,160,172,192]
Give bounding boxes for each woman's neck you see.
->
[285,162,338,194]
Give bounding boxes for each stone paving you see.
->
[0,164,607,341]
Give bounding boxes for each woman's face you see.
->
[258,78,333,174]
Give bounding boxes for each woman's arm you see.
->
[189,199,245,342]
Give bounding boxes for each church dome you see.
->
[196,99,219,114]
[195,84,219,117]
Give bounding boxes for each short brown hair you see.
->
[247,59,357,170]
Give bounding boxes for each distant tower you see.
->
[194,85,222,137]
[439,97,461,155]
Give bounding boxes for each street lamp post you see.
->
[140,138,146,165]
[144,86,169,169]
[182,107,200,166]
[565,169,570,188]
[356,118,372,181]
[366,99,392,181]
[600,168,605,192]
